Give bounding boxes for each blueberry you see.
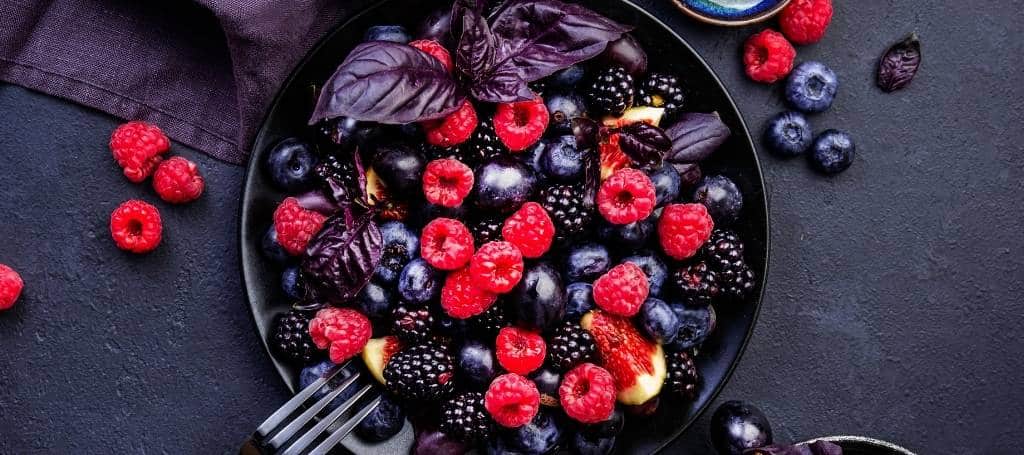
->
[565,243,611,282]
[356,394,406,442]
[264,138,319,192]
[501,409,566,454]
[372,144,426,195]
[710,400,773,455]
[582,407,625,437]
[763,111,812,157]
[545,95,587,136]
[809,129,855,175]
[355,280,393,320]
[666,302,714,351]
[397,258,442,304]
[638,298,680,344]
[410,203,468,229]
[547,65,586,90]
[299,360,363,409]
[647,164,681,206]
[363,25,411,43]
[520,141,548,181]
[622,251,668,296]
[280,265,304,300]
[375,221,420,284]
[692,175,743,225]
[261,225,289,264]
[530,367,561,406]
[565,282,594,321]
[785,61,838,113]
[596,213,656,250]
[473,156,538,213]
[509,262,566,331]
[538,135,585,181]
[434,314,469,339]
[573,432,616,455]
[416,8,453,47]
[457,340,497,390]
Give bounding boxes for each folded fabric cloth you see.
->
[0,0,371,164]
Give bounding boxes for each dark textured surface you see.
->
[0,0,1022,454]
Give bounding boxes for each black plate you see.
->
[239,0,770,453]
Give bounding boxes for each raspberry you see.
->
[592,262,649,317]
[559,363,616,424]
[308,307,372,364]
[493,97,549,151]
[423,100,478,147]
[0,264,23,311]
[109,200,162,254]
[422,158,474,207]
[409,39,453,72]
[442,266,498,319]
[109,121,170,183]
[152,156,204,204]
[597,168,656,225]
[501,202,554,258]
[495,326,546,375]
[273,197,327,256]
[743,29,796,83]
[469,241,524,293]
[779,0,833,45]
[420,218,475,270]
[658,203,714,260]
[484,373,540,428]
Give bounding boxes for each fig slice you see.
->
[580,310,666,405]
[602,107,665,128]
[361,336,403,384]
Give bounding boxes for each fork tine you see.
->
[255,362,349,437]
[266,371,363,448]
[307,394,383,455]
[281,384,378,455]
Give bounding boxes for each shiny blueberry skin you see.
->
[363,25,411,43]
[261,225,289,264]
[547,65,586,90]
[280,265,303,300]
[457,340,498,390]
[638,297,680,344]
[622,250,667,297]
[530,367,562,402]
[692,175,743,225]
[545,95,587,136]
[785,61,838,113]
[763,111,813,157]
[375,221,420,284]
[355,394,406,442]
[574,433,616,455]
[596,213,657,250]
[565,282,595,321]
[565,243,612,282]
[648,164,681,206]
[355,280,393,320]
[397,258,442,304]
[810,129,855,175]
[540,135,585,181]
[473,156,538,213]
[501,409,566,454]
[666,302,714,351]
[264,138,319,192]
[710,400,774,455]
[300,360,362,408]
[520,141,548,182]
[372,144,426,195]
[509,262,566,331]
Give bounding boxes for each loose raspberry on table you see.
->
[308,307,372,364]
[110,199,163,254]
[423,158,474,208]
[469,241,524,293]
[559,363,616,424]
[597,168,656,225]
[658,203,714,260]
[0,264,23,311]
[110,121,170,183]
[495,326,546,375]
[152,156,204,204]
[592,262,649,317]
[420,218,475,270]
[409,39,453,72]
[484,373,540,428]
[423,100,478,147]
[441,266,498,319]
[493,97,549,152]
[743,29,796,83]
[273,197,327,256]
[501,202,554,258]
[779,0,833,45]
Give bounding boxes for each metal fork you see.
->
[239,362,381,455]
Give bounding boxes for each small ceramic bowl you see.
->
[672,0,790,26]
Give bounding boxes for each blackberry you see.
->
[665,350,700,400]
[583,66,634,116]
[440,392,493,441]
[456,119,506,167]
[637,72,686,118]
[314,151,359,202]
[465,303,508,338]
[547,323,597,372]
[469,214,505,246]
[270,310,321,365]
[702,229,745,272]
[671,261,720,307]
[383,343,456,401]
[719,263,756,301]
[392,304,434,344]
[538,184,593,244]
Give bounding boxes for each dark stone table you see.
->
[1,1,1021,453]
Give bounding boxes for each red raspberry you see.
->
[420,218,475,270]
[109,200,163,254]
[469,241,524,293]
[501,202,554,258]
[495,326,546,375]
[109,121,170,183]
[493,97,549,152]
[423,100,478,147]
[409,39,453,72]
[658,203,714,260]
[597,168,656,225]
[308,307,372,363]
[743,29,796,83]
[592,262,649,317]
[441,266,498,319]
[152,156,204,204]
[273,197,327,256]
[485,373,540,428]
[422,159,474,207]
[0,264,24,311]
[779,0,833,45]
[559,363,616,423]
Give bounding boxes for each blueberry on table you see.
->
[810,129,855,175]
[355,394,406,442]
[763,111,813,157]
[785,61,838,113]
[363,25,411,44]
[565,243,612,282]
[710,400,774,455]
[638,297,681,344]
[692,175,743,225]
[264,137,318,192]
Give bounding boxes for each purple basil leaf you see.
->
[309,42,466,125]
[469,64,535,102]
[617,122,671,169]
[665,112,731,163]
[300,210,382,305]
[877,33,921,93]
[453,0,496,78]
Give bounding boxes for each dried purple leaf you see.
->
[665,112,731,163]
[301,210,382,305]
[877,33,921,93]
[617,122,671,169]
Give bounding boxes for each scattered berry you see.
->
[667,303,716,351]
[109,121,169,183]
[484,373,540,428]
[597,168,656,225]
[372,144,427,194]
[592,262,649,317]
[270,310,321,365]
[743,29,796,83]
[423,100,478,147]
[763,111,813,157]
[273,197,327,256]
[810,129,855,174]
[410,39,453,72]
[495,326,547,375]
[391,303,435,344]
[559,363,616,424]
[356,395,407,442]
[0,264,23,311]
[584,66,635,116]
[470,241,525,293]
[420,218,475,270]
[785,61,839,113]
[502,202,555,258]
[538,135,585,182]
[703,229,746,274]
[384,342,456,400]
[152,156,204,204]
[422,158,474,207]
[648,164,682,207]
[623,250,669,297]
[109,200,163,254]
[779,0,833,45]
[665,350,701,400]
[657,203,714,260]
[547,322,597,372]
[308,307,372,364]
[493,97,549,151]
[442,266,499,319]
[441,392,493,442]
